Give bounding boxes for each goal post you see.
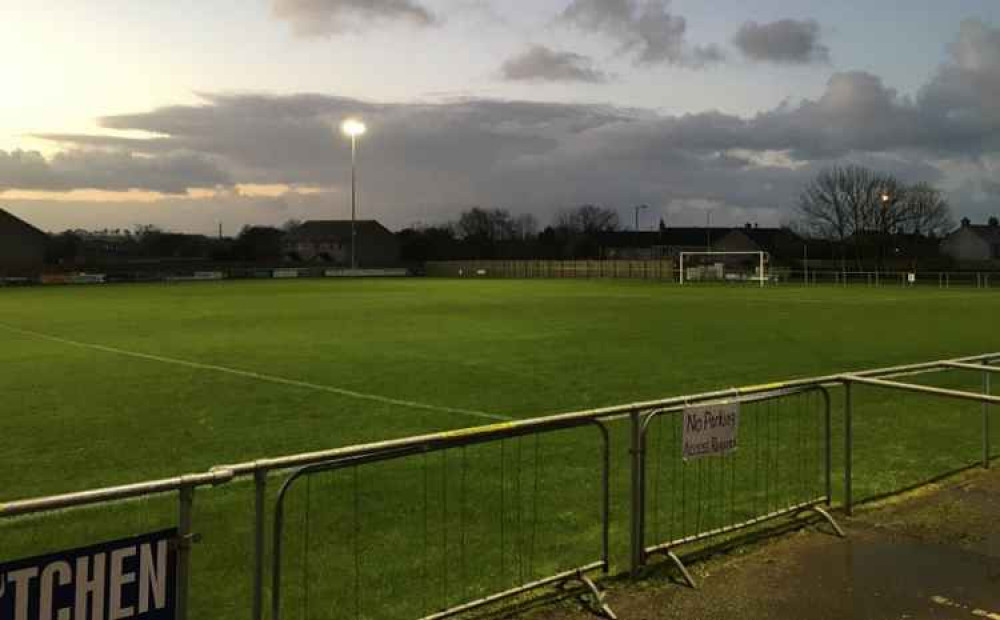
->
[679,251,768,288]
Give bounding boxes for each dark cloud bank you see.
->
[3,20,1000,230]
[733,19,829,64]
[559,0,725,67]
[272,0,437,36]
[500,45,609,83]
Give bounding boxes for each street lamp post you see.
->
[634,204,649,231]
[879,191,897,278]
[341,119,366,270]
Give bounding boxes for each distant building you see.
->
[0,208,48,276]
[597,228,731,259]
[941,217,1000,263]
[597,224,803,262]
[713,225,804,261]
[284,220,400,267]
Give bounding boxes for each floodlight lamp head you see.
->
[881,193,891,204]
[341,119,366,138]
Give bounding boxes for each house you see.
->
[713,225,804,262]
[284,220,400,267]
[597,224,803,262]
[0,208,48,276]
[596,228,733,259]
[941,217,1000,263]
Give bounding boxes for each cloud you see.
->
[733,19,829,64]
[1,189,332,235]
[920,19,1000,126]
[559,0,724,67]
[272,0,436,36]
[500,45,608,83]
[19,21,1000,229]
[0,149,230,194]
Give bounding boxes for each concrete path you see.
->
[533,468,1000,620]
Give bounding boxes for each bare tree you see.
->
[513,213,539,240]
[797,165,953,267]
[455,207,495,241]
[556,204,620,233]
[455,207,519,242]
[898,183,953,237]
[797,165,875,242]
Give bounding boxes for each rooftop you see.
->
[0,208,48,239]
[286,220,392,241]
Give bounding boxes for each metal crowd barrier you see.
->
[2,352,999,620]
[632,384,842,585]
[270,418,616,620]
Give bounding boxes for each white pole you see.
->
[759,252,764,289]
[680,253,685,285]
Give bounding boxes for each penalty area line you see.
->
[0,323,512,423]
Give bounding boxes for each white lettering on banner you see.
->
[1,540,172,620]
[75,554,106,620]
[138,541,167,614]
[8,567,38,620]
[40,561,72,620]
[682,401,739,459]
[109,547,137,619]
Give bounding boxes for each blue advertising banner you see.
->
[0,528,177,620]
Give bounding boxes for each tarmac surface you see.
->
[529,467,1000,620]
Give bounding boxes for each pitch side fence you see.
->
[425,260,675,281]
[1,354,998,620]
[776,269,1000,288]
[0,267,411,287]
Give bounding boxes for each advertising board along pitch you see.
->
[0,529,176,620]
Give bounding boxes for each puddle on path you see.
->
[794,535,1000,619]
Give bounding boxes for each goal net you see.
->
[679,251,768,287]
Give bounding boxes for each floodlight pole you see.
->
[350,133,358,270]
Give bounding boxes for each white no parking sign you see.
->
[682,401,740,459]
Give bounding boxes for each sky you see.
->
[1,0,999,234]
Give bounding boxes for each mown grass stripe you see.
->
[0,322,511,423]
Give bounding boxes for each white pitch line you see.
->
[0,323,512,422]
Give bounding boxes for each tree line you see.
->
[44,165,961,267]
[398,205,624,261]
[46,223,295,265]
[795,164,954,267]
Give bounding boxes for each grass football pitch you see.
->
[2,278,999,619]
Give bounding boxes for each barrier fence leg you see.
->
[253,470,267,620]
[177,484,196,620]
[984,364,992,469]
[812,506,846,538]
[629,410,645,577]
[844,381,854,516]
[576,572,618,619]
[824,390,833,505]
[665,551,697,589]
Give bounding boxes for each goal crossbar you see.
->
[679,251,767,288]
